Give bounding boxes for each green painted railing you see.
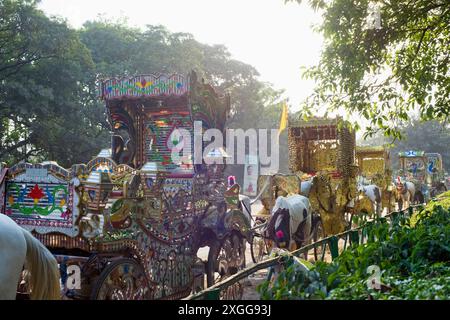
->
[186,204,424,300]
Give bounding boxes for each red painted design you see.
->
[28,184,45,202]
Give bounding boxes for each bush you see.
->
[258,200,450,300]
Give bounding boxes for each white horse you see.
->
[267,195,312,253]
[0,214,61,300]
[357,184,382,217]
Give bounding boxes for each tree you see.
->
[0,0,109,166]
[79,20,274,123]
[0,0,54,82]
[79,20,285,180]
[1,10,284,174]
[289,0,450,139]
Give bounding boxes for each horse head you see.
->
[395,176,406,194]
[274,208,291,248]
[270,207,290,249]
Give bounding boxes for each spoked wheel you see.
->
[313,216,325,261]
[250,234,272,264]
[206,232,246,300]
[250,219,272,263]
[90,258,152,300]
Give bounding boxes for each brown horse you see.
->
[394,178,416,210]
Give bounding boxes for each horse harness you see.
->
[396,182,409,196]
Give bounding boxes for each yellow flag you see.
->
[278,101,288,136]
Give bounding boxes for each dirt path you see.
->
[241,201,267,300]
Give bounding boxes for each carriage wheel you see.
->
[250,220,272,264]
[313,217,325,261]
[206,232,246,299]
[90,258,152,300]
[250,234,272,264]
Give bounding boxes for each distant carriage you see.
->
[425,153,447,197]
[287,116,358,236]
[395,151,447,209]
[249,116,359,262]
[355,146,394,216]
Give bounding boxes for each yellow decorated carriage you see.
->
[356,146,394,212]
[288,117,358,236]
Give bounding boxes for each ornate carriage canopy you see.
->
[356,146,390,177]
[398,150,425,158]
[288,117,356,177]
[3,162,80,237]
[398,150,427,181]
[99,71,230,171]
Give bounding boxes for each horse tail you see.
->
[21,229,60,300]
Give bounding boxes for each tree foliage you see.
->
[0,0,107,167]
[289,0,450,138]
[0,2,284,176]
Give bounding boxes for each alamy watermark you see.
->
[169,121,280,174]
[61,264,81,290]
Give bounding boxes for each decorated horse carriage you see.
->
[356,146,394,214]
[240,116,359,263]
[424,153,447,197]
[397,151,447,206]
[398,150,428,204]
[0,72,251,300]
[288,116,358,236]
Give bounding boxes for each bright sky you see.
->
[38,0,324,111]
